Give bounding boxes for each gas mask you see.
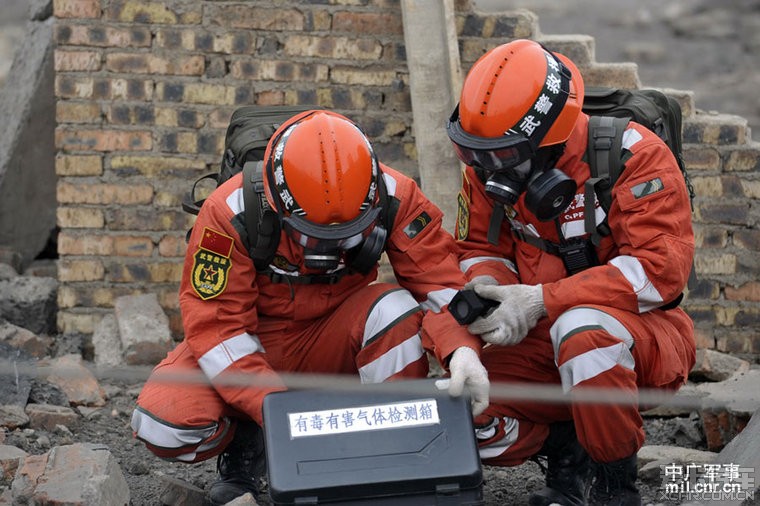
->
[283,207,387,273]
[483,145,576,221]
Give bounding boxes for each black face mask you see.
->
[303,224,388,274]
[303,249,341,271]
[484,145,576,222]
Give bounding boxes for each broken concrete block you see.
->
[690,349,750,382]
[24,403,80,431]
[0,276,57,334]
[12,443,130,505]
[114,293,173,365]
[92,314,123,368]
[45,354,106,407]
[697,370,760,451]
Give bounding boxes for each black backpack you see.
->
[182,105,397,275]
[581,86,695,245]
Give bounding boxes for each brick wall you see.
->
[54,1,760,360]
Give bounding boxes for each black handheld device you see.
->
[449,289,499,325]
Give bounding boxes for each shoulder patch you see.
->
[631,177,664,199]
[403,211,431,239]
[456,170,472,241]
[455,192,470,241]
[192,227,233,300]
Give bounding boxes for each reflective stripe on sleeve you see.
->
[358,333,425,383]
[459,256,517,275]
[382,172,397,197]
[550,307,635,392]
[609,255,664,312]
[198,332,264,380]
[363,289,421,348]
[621,128,643,151]
[226,187,244,215]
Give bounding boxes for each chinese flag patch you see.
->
[192,227,234,300]
[200,227,234,257]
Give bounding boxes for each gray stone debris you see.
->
[0,275,57,335]
[113,293,174,366]
[691,349,751,382]
[11,443,130,505]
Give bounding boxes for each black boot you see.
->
[529,421,591,506]
[589,455,641,506]
[209,420,267,506]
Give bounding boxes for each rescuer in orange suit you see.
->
[447,39,696,505]
[131,110,490,505]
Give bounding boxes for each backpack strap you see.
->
[585,115,629,245]
[242,161,280,271]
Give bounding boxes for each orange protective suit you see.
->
[132,164,481,463]
[456,113,696,464]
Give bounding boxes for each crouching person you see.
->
[447,39,696,505]
[131,110,490,505]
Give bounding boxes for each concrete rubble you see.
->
[0,259,758,504]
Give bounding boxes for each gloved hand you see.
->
[467,284,546,346]
[435,346,489,416]
[464,274,498,290]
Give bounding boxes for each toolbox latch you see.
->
[436,483,461,496]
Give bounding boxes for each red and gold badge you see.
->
[191,227,234,300]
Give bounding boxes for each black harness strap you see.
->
[242,161,280,271]
[585,116,629,245]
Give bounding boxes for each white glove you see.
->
[467,284,546,346]
[435,346,489,416]
[464,275,498,290]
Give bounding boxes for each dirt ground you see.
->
[4,375,712,506]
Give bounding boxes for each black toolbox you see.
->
[261,379,484,505]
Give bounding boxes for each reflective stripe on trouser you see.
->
[476,323,571,467]
[132,341,239,463]
[550,304,695,463]
[132,282,428,463]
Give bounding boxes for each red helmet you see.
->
[447,39,585,172]
[263,110,381,254]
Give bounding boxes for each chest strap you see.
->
[264,269,350,285]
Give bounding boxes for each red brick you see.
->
[58,182,154,204]
[113,236,154,256]
[106,0,201,24]
[158,234,188,257]
[333,12,403,35]
[206,5,304,30]
[54,0,101,18]
[58,232,114,255]
[55,154,103,176]
[54,50,101,71]
[725,282,760,302]
[106,53,205,75]
[56,101,102,124]
[56,24,151,48]
[56,128,152,152]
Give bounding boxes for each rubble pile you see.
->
[0,261,758,505]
